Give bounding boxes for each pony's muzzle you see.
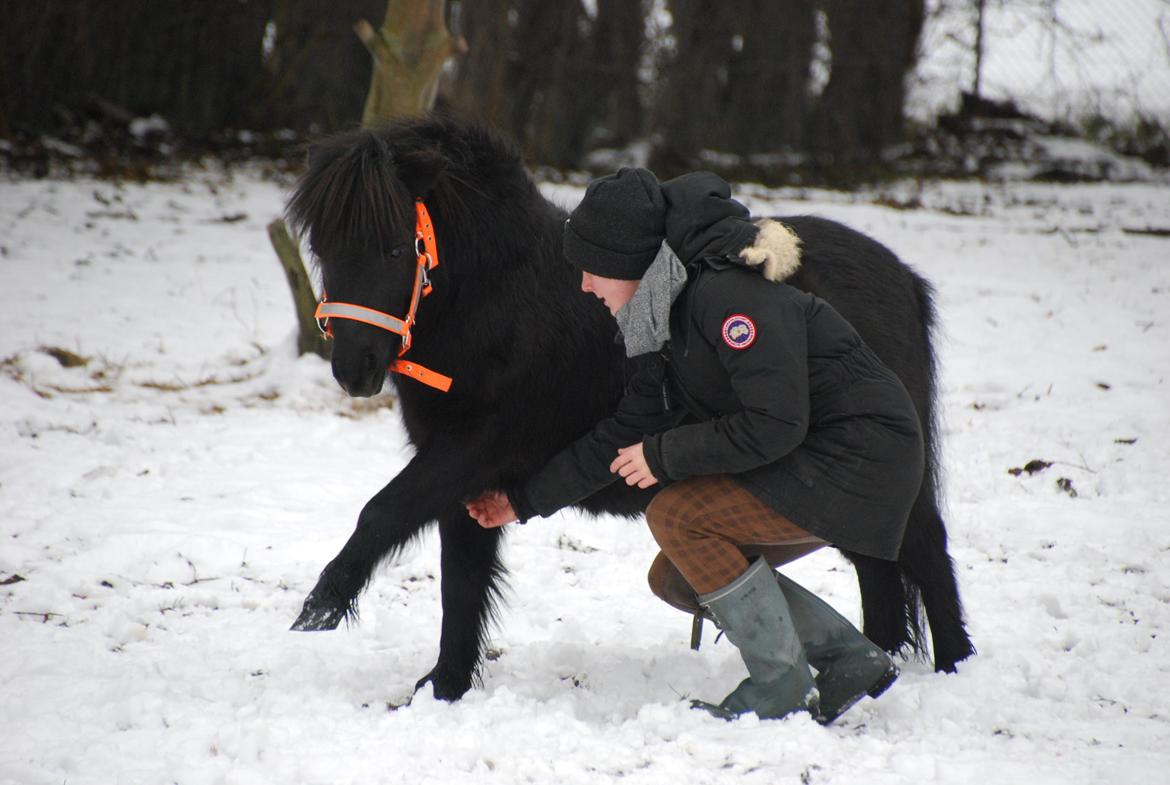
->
[330,335,389,398]
[345,352,385,397]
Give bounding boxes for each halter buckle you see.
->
[316,298,332,337]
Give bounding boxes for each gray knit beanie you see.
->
[563,167,666,280]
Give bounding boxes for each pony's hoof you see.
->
[289,591,347,631]
[414,664,472,702]
[933,639,976,674]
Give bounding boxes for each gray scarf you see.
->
[615,241,688,357]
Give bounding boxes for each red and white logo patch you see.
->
[721,314,757,350]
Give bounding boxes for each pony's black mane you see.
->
[286,115,538,264]
[287,127,404,257]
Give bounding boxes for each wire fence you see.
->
[909,0,1170,125]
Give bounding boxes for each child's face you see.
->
[580,271,639,316]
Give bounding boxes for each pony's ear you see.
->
[395,146,448,198]
[303,140,345,174]
[304,141,326,169]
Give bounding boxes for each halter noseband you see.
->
[314,199,453,393]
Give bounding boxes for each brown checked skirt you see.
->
[645,474,826,594]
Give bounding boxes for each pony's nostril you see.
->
[362,352,378,377]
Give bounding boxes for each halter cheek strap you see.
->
[314,199,453,393]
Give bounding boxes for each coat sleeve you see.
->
[646,277,810,480]
[509,357,686,522]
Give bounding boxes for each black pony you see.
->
[286,116,974,701]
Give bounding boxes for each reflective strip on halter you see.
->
[314,302,410,336]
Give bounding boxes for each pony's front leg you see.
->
[290,491,429,631]
[290,446,460,632]
[415,512,506,701]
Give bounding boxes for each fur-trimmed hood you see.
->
[661,172,802,283]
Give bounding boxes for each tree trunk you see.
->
[441,0,514,130]
[268,219,331,358]
[443,0,647,168]
[357,0,466,125]
[512,0,588,166]
[725,0,817,153]
[808,0,926,166]
[592,0,646,148]
[263,0,384,132]
[650,0,735,175]
[973,0,986,101]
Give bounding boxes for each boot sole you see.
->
[866,664,899,700]
[815,663,899,725]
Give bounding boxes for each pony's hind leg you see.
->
[898,498,975,673]
[415,512,506,701]
[849,553,914,655]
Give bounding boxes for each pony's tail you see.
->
[897,268,976,672]
[907,270,939,658]
[901,560,929,660]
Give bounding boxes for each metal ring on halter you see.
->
[415,238,435,269]
[316,301,331,337]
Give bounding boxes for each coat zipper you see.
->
[658,349,672,412]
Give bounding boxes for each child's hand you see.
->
[465,490,518,528]
[611,443,659,489]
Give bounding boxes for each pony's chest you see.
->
[394,385,467,441]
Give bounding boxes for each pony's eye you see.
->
[390,248,402,258]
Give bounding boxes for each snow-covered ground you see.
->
[1,169,1168,785]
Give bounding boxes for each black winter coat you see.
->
[509,175,924,561]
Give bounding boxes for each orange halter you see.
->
[314,199,453,393]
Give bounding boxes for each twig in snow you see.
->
[1052,452,1096,474]
[13,611,62,623]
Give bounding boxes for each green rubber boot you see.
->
[772,571,899,724]
[651,556,897,723]
[692,558,819,721]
